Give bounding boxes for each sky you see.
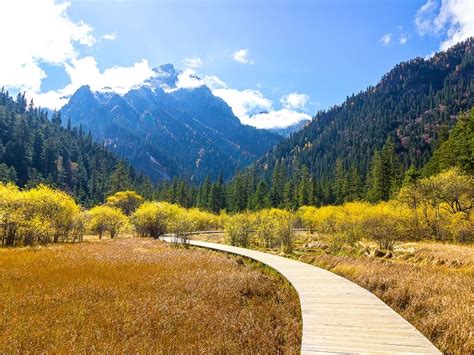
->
[1,0,473,129]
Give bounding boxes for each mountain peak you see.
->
[153,63,179,75]
[148,64,182,90]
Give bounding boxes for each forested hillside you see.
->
[0,90,154,205]
[254,39,473,194]
[152,40,474,212]
[61,64,281,182]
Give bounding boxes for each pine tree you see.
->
[208,173,225,213]
[249,181,269,210]
[108,162,132,195]
[197,175,211,210]
[283,181,295,210]
[334,159,347,204]
[367,138,402,202]
[297,166,311,207]
[347,164,363,201]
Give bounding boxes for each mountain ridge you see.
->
[61,64,281,182]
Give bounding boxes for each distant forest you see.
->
[0,90,155,206]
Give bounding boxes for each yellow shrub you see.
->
[106,190,144,215]
[0,183,83,246]
[131,201,183,238]
[224,212,254,247]
[269,209,295,254]
[0,183,24,246]
[187,208,220,231]
[88,205,128,239]
[361,202,413,250]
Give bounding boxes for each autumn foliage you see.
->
[0,183,83,246]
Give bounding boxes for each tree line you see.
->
[153,109,473,212]
[2,164,471,249]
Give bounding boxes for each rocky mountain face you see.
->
[61,64,281,182]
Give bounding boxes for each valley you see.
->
[1,1,473,353]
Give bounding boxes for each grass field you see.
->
[195,232,474,353]
[0,237,301,353]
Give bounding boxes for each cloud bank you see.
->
[172,69,311,129]
[415,0,474,50]
[0,0,156,109]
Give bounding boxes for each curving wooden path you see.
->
[163,237,440,354]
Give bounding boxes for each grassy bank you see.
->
[0,237,301,353]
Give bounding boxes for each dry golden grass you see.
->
[192,232,473,353]
[0,237,301,353]
[294,236,474,354]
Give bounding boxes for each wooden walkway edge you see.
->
[163,237,440,354]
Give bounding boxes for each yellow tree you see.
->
[131,201,183,238]
[88,205,128,239]
[106,190,144,216]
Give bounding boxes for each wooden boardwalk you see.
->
[163,238,440,354]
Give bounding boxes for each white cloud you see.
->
[379,33,392,46]
[281,92,309,110]
[183,56,203,69]
[400,34,408,44]
[34,57,156,108]
[415,0,474,50]
[249,109,311,130]
[171,69,308,129]
[415,0,439,35]
[0,0,95,93]
[213,88,272,121]
[170,70,314,129]
[212,86,311,129]
[172,68,227,92]
[101,33,117,41]
[174,68,205,90]
[0,0,156,109]
[232,49,254,64]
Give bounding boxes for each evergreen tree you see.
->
[334,159,347,204]
[367,138,402,202]
[283,181,296,210]
[108,162,132,195]
[197,175,211,210]
[424,109,474,175]
[249,181,270,210]
[297,166,311,207]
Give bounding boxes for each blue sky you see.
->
[1,0,473,128]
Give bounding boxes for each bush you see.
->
[88,205,128,239]
[0,183,23,246]
[131,201,183,238]
[0,183,83,246]
[254,209,278,248]
[399,168,474,242]
[106,190,144,216]
[270,209,295,254]
[361,203,411,250]
[298,203,367,249]
[168,211,197,246]
[224,212,254,247]
[187,208,220,231]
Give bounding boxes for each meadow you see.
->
[0,166,472,352]
[196,231,474,353]
[0,237,301,353]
